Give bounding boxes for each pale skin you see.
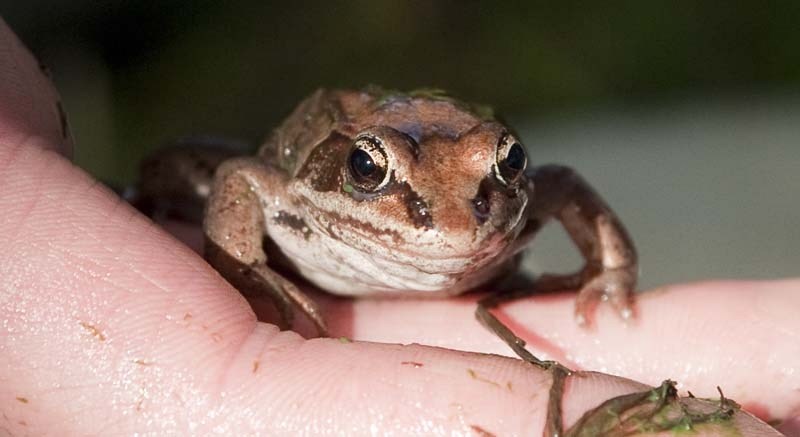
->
[0,19,796,436]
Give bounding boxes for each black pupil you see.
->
[350,148,376,178]
[505,143,526,171]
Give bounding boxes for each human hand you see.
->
[0,18,793,436]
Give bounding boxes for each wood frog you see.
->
[134,87,643,434]
[134,89,759,437]
[136,86,637,346]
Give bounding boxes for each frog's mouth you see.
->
[288,216,513,295]
[271,196,526,295]
[305,207,519,274]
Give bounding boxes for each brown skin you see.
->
[135,88,638,435]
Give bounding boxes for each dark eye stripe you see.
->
[401,183,433,229]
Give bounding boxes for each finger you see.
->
[335,281,800,426]
[0,141,708,435]
[152,216,799,428]
[0,18,71,156]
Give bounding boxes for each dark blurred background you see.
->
[3,1,799,287]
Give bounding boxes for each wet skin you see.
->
[136,88,639,435]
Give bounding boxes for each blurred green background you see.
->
[3,1,799,288]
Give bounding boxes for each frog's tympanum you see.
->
[136,88,646,435]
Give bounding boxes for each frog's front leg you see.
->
[526,164,638,323]
[478,164,637,347]
[204,157,328,336]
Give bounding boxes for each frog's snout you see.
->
[418,183,522,238]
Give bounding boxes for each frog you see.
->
[137,85,637,342]
[141,87,634,328]
[133,86,640,435]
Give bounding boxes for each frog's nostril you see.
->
[407,197,433,229]
[471,196,490,224]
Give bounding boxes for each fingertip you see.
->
[0,18,72,156]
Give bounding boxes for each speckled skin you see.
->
[138,88,638,336]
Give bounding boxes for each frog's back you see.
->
[258,87,494,176]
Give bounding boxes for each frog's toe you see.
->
[272,295,295,331]
[257,267,329,337]
[574,266,637,326]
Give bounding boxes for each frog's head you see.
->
[292,89,530,290]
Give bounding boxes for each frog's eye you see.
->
[493,133,527,185]
[347,135,391,191]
